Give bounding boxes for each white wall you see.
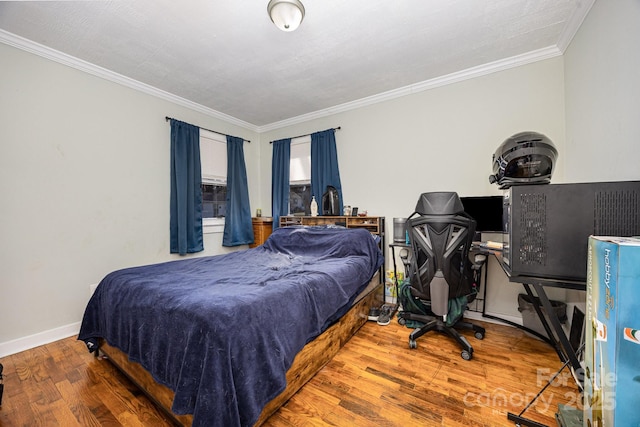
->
[261,58,567,217]
[260,57,567,322]
[3,0,638,355]
[562,0,640,315]
[564,0,640,184]
[0,43,260,353]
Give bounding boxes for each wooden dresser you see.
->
[250,217,273,248]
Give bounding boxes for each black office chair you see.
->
[398,192,486,360]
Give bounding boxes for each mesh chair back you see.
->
[407,193,477,302]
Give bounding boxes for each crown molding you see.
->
[0,29,259,132]
[556,0,595,53]
[2,28,564,135]
[257,45,563,133]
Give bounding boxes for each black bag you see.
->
[398,279,471,328]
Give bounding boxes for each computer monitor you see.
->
[460,196,504,233]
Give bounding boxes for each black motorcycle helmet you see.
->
[489,131,558,189]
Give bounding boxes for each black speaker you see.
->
[393,218,407,243]
[322,186,340,216]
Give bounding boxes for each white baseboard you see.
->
[0,312,523,358]
[0,322,81,358]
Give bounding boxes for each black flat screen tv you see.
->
[460,196,504,233]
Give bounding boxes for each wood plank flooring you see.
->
[0,318,581,426]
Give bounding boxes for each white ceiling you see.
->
[0,0,593,131]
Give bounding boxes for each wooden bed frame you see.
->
[97,274,382,426]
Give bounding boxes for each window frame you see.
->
[200,130,227,234]
[289,136,311,215]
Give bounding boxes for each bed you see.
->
[78,226,384,426]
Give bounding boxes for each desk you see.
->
[492,253,584,385]
[490,252,585,427]
[477,250,572,339]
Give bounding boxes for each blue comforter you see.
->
[78,226,383,426]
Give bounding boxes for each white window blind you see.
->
[289,136,311,184]
[200,129,226,183]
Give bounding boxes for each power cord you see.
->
[0,362,4,406]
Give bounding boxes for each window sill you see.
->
[203,218,225,234]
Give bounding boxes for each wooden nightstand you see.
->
[250,217,273,248]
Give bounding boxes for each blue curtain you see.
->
[311,129,343,215]
[223,135,254,246]
[170,119,203,255]
[271,138,291,230]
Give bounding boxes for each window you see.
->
[201,183,226,217]
[289,183,311,215]
[200,130,226,231]
[289,136,311,215]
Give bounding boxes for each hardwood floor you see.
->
[0,318,581,426]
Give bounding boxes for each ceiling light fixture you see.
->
[267,0,305,32]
